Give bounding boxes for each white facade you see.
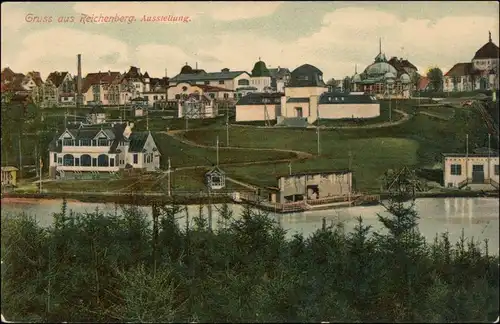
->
[318,103,380,119]
[443,155,499,188]
[49,127,161,178]
[250,76,272,92]
[236,104,279,122]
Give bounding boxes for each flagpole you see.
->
[466,134,469,183]
[216,136,219,167]
[39,157,43,194]
[488,133,491,182]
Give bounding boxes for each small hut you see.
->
[205,166,226,190]
[1,166,19,187]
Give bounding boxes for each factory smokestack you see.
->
[77,54,82,108]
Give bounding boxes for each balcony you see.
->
[56,165,120,172]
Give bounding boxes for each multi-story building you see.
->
[43,71,76,107]
[48,122,161,179]
[444,32,499,92]
[82,71,122,105]
[169,64,251,93]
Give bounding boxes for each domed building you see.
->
[444,32,499,92]
[248,58,272,93]
[236,63,381,124]
[351,39,417,98]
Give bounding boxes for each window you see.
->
[110,158,115,167]
[204,81,210,85]
[75,158,80,166]
[58,158,62,164]
[144,96,149,101]
[98,138,108,146]
[153,95,158,100]
[143,154,147,163]
[133,154,138,164]
[92,140,97,146]
[175,94,181,100]
[92,158,97,166]
[238,79,250,86]
[450,164,462,175]
[219,80,225,85]
[495,164,499,175]
[161,95,164,99]
[53,153,57,163]
[209,93,215,99]
[223,93,229,99]
[182,86,188,91]
[81,139,91,146]
[63,139,73,146]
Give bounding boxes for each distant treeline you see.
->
[1,195,499,322]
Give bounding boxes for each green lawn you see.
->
[153,133,296,170]
[40,168,248,193]
[222,138,419,191]
[181,106,491,191]
[417,106,456,120]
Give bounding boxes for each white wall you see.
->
[318,103,380,119]
[236,104,278,122]
[444,156,499,187]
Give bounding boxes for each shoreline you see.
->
[1,190,498,209]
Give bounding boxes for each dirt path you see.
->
[318,109,410,129]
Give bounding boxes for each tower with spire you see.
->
[374,37,387,62]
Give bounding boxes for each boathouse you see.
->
[271,169,353,203]
[1,166,19,187]
[442,152,499,189]
[205,166,226,190]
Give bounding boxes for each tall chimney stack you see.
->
[77,54,82,108]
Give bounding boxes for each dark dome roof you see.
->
[288,64,326,87]
[180,64,193,74]
[251,60,270,77]
[473,41,499,60]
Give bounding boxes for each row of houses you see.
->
[0,58,292,109]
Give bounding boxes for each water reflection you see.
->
[1,197,499,252]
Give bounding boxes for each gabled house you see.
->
[122,66,148,97]
[82,71,122,105]
[43,71,76,107]
[47,122,161,179]
[142,76,169,108]
[178,93,217,119]
[22,71,44,104]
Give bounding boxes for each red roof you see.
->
[1,67,16,83]
[418,77,430,91]
[444,63,477,77]
[82,71,121,92]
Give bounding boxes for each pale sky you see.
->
[1,1,499,81]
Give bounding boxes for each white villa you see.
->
[48,122,161,180]
[443,32,499,92]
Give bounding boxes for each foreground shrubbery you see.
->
[1,197,499,323]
